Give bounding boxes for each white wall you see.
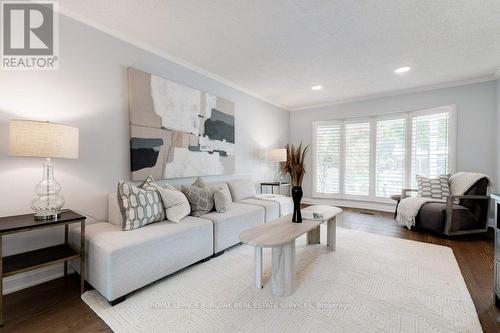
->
[0,15,289,293]
[290,81,498,202]
[497,79,500,189]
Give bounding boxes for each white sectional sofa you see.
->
[70,180,280,304]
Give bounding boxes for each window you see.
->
[314,122,341,194]
[410,112,449,187]
[313,105,455,201]
[345,121,370,196]
[375,118,405,197]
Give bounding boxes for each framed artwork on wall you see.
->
[128,68,235,180]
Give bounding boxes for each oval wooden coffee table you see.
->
[239,205,342,296]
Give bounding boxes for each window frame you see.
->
[343,118,372,201]
[312,120,343,199]
[312,105,457,203]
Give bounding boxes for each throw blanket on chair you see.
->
[396,172,492,229]
[254,194,293,216]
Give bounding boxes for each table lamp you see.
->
[9,120,79,220]
[268,148,287,182]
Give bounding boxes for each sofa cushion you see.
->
[238,198,280,222]
[417,202,479,233]
[182,185,214,217]
[227,180,257,202]
[117,177,165,230]
[69,216,213,301]
[201,202,264,253]
[108,192,122,225]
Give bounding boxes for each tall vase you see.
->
[291,186,303,223]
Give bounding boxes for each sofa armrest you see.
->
[401,189,418,199]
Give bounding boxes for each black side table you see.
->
[260,182,291,196]
[0,210,86,326]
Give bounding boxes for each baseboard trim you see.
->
[303,197,395,212]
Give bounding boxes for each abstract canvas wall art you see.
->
[128,68,235,180]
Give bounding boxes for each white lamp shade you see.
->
[268,148,287,162]
[9,120,79,159]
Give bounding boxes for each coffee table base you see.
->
[272,241,295,296]
[254,216,337,296]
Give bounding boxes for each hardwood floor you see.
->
[1,209,499,332]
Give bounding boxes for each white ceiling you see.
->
[59,0,500,111]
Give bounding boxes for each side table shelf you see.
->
[0,210,86,326]
[3,244,80,277]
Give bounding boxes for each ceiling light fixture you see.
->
[394,66,411,74]
[311,85,323,90]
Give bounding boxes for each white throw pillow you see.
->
[157,187,191,222]
[214,189,232,213]
[227,180,257,201]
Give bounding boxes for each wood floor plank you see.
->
[1,208,498,332]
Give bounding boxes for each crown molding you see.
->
[290,74,498,111]
[56,7,290,111]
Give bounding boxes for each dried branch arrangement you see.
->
[281,142,310,187]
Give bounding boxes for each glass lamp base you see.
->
[31,158,65,220]
[34,212,61,221]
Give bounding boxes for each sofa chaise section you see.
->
[201,202,264,253]
[70,216,213,302]
[237,198,280,222]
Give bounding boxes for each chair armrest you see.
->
[400,189,418,199]
[444,195,491,234]
[446,195,490,201]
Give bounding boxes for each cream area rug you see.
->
[82,227,482,333]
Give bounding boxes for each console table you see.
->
[0,210,86,326]
[260,182,291,195]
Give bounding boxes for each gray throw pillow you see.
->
[181,185,214,217]
[192,177,208,190]
[214,189,231,213]
[117,176,165,231]
[416,174,451,200]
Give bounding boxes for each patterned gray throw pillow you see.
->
[416,174,451,200]
[117,176,165,231]
[181,185,214,217]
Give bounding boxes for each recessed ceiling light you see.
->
[394,66,411,74]
[311,85,323,90]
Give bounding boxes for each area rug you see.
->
[82,227,482,332]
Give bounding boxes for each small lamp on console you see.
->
[268,148,287,182]
[9,120,79,220]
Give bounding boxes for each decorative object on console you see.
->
[267,148,287,182]
[8,120,79,220]
[281,143,310,223]
[117,177,165,230]
[128,68,235,180]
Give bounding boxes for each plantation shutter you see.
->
[375,118,406,197]
[411,112,450,187]
[314,122,341,194]
[344,121,370,196]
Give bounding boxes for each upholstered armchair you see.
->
[400,177,490,236]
